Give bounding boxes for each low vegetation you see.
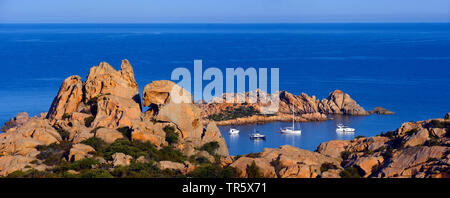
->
[425,120,450,130]
[117,127,132,140]
[198,141,220,155]
[188,164,239,178]
[246,161,263,178]
[207,106,259,121]
[57,128,70,141]
[82,137,186,162]
[163,125,178,145]
[339,167,362,178]
[320,162,338,173]
[340,151,351,161]
[111,162,181,178]
[35,140,72,166]
[84,116,95,127]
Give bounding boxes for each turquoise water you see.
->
[0,24,449,155]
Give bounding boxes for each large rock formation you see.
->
[140,80,228,156]
[46,76,83,124]
[84,60,142,129]
[0,117,61,176]
[0,59,231,176]
[368,107,395,115]
[1,112,31,132]
[46,60,142,129]
[230,145,341,178]
[317,90,369,116]
[68,143,95,162]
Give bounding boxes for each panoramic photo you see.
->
[0,0,449,190]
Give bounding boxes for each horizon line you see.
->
[1,21,449,24]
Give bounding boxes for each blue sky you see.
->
[0,0,449,23]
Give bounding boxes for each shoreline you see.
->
[214,113,327,126]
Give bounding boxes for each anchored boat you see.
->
[336,123,355,133]
[229,128,239,135]
[250,129,266,140]
[280,105,301,134]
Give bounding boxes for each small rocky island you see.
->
[0,60,448,178]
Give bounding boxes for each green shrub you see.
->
[156,146,187,163]
[194,156,211,164]
[6,169,58,178]
[380,130,396,138]
[246,161,263,178]
[425,137,441,146]
[101,139,154,160]
[426,120,450,129]
[355,135,365,139]
[188,164,239,178]
[320,162,338,173]
[50,160,71,174]
[405,128,418,136]
[87,96,99,104]
[270,159,283,175]
[388,137,404,149]
[84,116,95,127]
[339,167,362,178]
[246,153,261,158]
[374,146,386,153]
[59,171,79,178]
[371,163,383,175]
[363,150,374,156]
[207,106,259,121]
[36,140,72,166]
[69,158,100,171]
[340,151,351,160]
[81,137,108,152]
[111,162,179,178]
[164,126,178,145]
[62,113,71,120]
[199,141,220,155]
[117,127,132,140]
[382,148,394,159]
[85,137,186,163]
[80,169,113,178]
[57,128,70,141]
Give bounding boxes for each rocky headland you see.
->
[0,60,447,178]
[198,89,393,126]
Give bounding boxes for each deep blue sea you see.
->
[0,23,449,155]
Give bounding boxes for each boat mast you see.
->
[292,104,295,130]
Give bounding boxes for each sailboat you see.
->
[250,129,266,140]
[280,105,302,134]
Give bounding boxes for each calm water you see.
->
[0,24,449,155]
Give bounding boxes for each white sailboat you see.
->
[336,123,355,133]
[280,105,302,134]
[250,129,266,140]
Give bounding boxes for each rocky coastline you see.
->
[0,60,448,178]
[198,89,393,126]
